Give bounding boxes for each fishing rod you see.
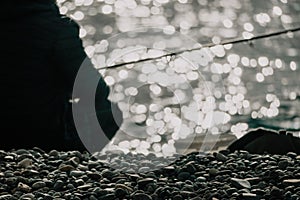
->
[98,26,300,70]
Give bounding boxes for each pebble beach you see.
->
[1,148,300,200]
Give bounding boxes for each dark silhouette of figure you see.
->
[228,128,300,155]
[1,1,122,152]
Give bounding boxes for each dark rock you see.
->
[215,152,228,162]
[244,177,261,185]
[20,193,35,200]
[177,172,191,180]
[180,191,194,198]
[137,178,155,188]
[48,150,59,157]
[226,187,237,195]
[270,186,282,197]
[256,181,267,189]
[132,193,152,200]
[278,160,289,169]
[173,194,183,200]
[58,164,75,172]
[115,184,133,193]
[251,189,265,196]
[32,181,46,189]
[53,180,64,191]
[66,183,75,190]
[184,161,197,173]
[209,168,219,176]
[87,172,102,180]
[115,188,128,197]
[101,169,115,179]
[15,149,30,155]
[162,166,176,174]
[5,177,18,186]
[287,152,297,158]
[74,179,84,186]
[98,194,115,200]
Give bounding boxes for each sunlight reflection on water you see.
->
[60,0,300,156]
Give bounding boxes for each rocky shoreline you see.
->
[0,148,300,200]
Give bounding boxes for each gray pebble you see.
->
[17,182,31,193]
[240,193,259,200]
[18,158,33,168]
[77,184,92,190]
[283,179,300,186]
[20,193,35,200]
[48,150,59,157]
[208,168,219,176]
[0,194,14,200]
[69,170,85,177]
[231,178,251,189]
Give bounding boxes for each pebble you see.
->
[278,160,289,169]
[115,184,133,193]
[283,179,300,186]
[0,194,14,200]
[115,188,128,197]
[48,150,59,157]
[87,172,102,180]
[77,184,92,190]
[287,152,297,158]
[101,169,115,179]
[32,181,46,189]
[177,172,190,180]
[58,164,75,172]
[215,152,228,162]
[132,193,152,200]
[17,182,31,193]
[137,178,155,188]
[270,186,282,196]
[18,158,33,168]
[230,178,251,189]
[20,193,35,200]
[98,194,115,200]
[70,170,85,177]
[53,180,64,191]
[240,193,259,200]
[209,168,219,176]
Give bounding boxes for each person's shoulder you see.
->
[56,15,80,30]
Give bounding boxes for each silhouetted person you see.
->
[1,1,122,152]
[228,128,300,155]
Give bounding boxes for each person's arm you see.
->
[51,13,122,143]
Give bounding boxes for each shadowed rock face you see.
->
[227,128,300,155]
